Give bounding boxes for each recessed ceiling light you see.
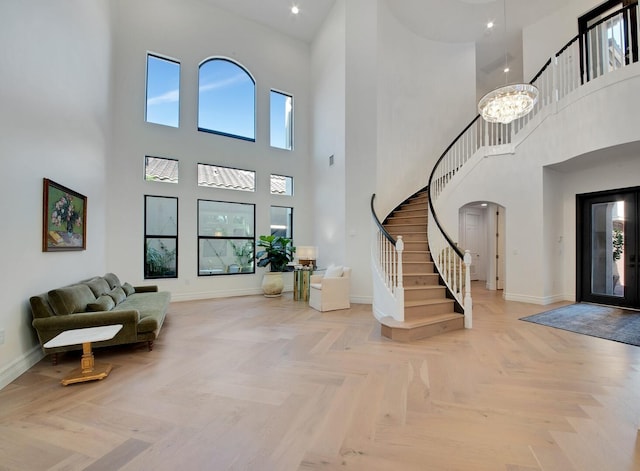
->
[291,5,300,15]
[504,67,510,73]
[487,21,494,29]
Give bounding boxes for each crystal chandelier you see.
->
[478,83,538,124]
[478,0,538,124]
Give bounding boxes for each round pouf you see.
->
[262,272,284,297]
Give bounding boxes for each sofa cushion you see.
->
[324,265,344,278]
[122,282,135,296]
[103,273,122,290]
[85,277,111,297]
[48,284,97,316]
[30,294,55,319]
[87,295,115,312]
[108,287,126,305]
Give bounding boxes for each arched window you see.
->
[198,58,255,141]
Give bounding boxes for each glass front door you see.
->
[578,188,639,307]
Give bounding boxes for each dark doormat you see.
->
[520,303,640,347]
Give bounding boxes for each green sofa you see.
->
[30,273,170,360]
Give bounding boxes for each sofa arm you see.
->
[134,285,158,293]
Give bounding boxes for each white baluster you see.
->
[464,249,473,328]
[396,236,404,288]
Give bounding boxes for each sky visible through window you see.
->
[270,91,293,150]
[146,55,180,128]
[146,55,292,146]
[198,59,255,140]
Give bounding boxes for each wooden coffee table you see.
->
[44,324,123,386]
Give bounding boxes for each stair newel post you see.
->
[396,236,404,288]
[463,249,473,328]
[395,236,405,321]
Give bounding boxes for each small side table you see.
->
[293,268,313,301]
[44,324,123,386]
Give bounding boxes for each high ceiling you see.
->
[201,0,570,96]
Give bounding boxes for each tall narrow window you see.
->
[270,90,293,150]
[145,196,178,279]
[198,200,255,275]
[198,58,255,141]
[270,206,293,238]
[146,54,180,127]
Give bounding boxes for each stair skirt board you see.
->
[380,190,465,341]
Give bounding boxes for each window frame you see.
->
[144,195,178,279]
[197,163,256,192]
[197,199,256,276]
[145,53,181,128]
[270,174,294,196]
[270,89,294,150]
[197,57,256,142]
[145,156,179,184]
[270,205,293,239]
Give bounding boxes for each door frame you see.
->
[576,186,639,308]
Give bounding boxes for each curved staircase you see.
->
[378,191,464,341]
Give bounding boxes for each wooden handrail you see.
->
[370,194,396,246]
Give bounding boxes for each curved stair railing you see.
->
[428,3,638,326]
[370,194,405,321]
[372,3,639,327]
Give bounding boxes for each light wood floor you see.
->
[2,284,640,470]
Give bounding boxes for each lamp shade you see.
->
[297,246,317,260]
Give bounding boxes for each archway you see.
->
[459,202,506,291]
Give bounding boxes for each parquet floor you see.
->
[2,284,640,470]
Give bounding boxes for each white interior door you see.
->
[460,207,486,281]
[496,206,505,290]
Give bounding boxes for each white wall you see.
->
[0,0,112,387]
[344,0,378,302]
[548,142,640,301]
[311,0,347,273]
[375,1,477,218]
[522,0,599,80]
[109,0,313,300]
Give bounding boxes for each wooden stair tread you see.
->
[379,312,462,329]
[405,299,454,308]
[403,285,445,291]
[379,190,466,342]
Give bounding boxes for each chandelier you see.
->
[478,83,538,124]
[478,0,538,124]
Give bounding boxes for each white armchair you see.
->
[308,266,351,312]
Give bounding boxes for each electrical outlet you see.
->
[0,329,5,345]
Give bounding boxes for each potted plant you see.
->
[256,235,295,296]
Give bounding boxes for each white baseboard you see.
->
[170,288,266,302]
[171,290,373,306]
[504,292,574,305]
[0,345,43,391]
[350,296,372,305]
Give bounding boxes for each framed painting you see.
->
[43,178,87,251]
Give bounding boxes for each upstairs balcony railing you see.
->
[428,3,639,316]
